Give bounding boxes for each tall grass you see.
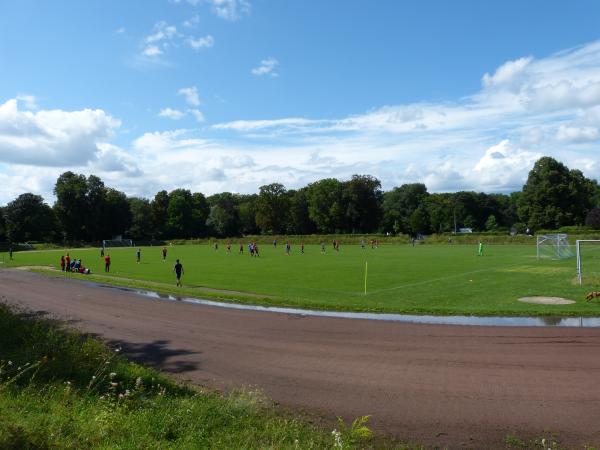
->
[0,302,399,449]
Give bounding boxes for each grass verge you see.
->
[0,301,402,449]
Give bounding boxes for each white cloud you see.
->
[16,94,37,110]
[208,0,250,21]
[142,45,163,57]
[189,109,205,123]
[251,57,279,77]
[186,35,214,50]
[555,124,599,143]
[0,98,120,168]
[177,86,201,106]
[159,108,186,120]
[183,15,200,28]
[145,21,179,44]
[115,26,126,34]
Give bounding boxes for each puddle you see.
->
[100,285,600,328]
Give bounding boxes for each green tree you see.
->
[342,175,383,233]
[409,205,430,235]
[191,192,210,237]
[102,188,132,239]
[585,208,600,229]
[166,189,194,238]
[237,194,259,235]
[128,197,154,241]
[485,214,498,231]
[381,183,428,233]
[306,178,344,233]
[0,207,6,240]
[4,193,57,242]
[151,190,169,238]
[206,193,239,237]
[53,172,89,240]
[255,183,289,234]
[518,157,597,230]
[286,188,316,234]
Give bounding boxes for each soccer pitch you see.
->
[3,243,598,316]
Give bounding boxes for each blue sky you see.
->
[1,0,600,204]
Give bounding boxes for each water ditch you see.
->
[101,285,600,327]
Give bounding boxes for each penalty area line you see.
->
[365,261,527,296]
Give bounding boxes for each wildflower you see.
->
[109,372,117,378]
[125,389,130,396]
[110,382,118,388]
[92,376,96,380]
[331,429,343,449]
[7,361,12,366]
[135,377,142,387]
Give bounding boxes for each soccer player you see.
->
[214,242,218,251]
[136,248,141,263]
[100,246,105,257]
[162,246,167,261]
[105,254,111,272]
[273,239,277,248]
[301,242,305,254]
[478,241,484,256]
[285,242,291,255]
[8,246,13,260]
[173,259,184,287]
[321,242,325,254]
[239,243,244,254]
[227,242,231,254]
[254,243,260,257]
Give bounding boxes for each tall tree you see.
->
[255,183,289,234]
[286,188,316,234]
[191,192,210,237]
[238,194,259,235]
[342,175,383,233]
[381,183,429,234]
[306,178,344,233]
[53,172,90,240]
[103,188,132,239]
[128,197,154,241]
[4,194,57,242]
[206,192,239,237]
[166,189,194,238]
[518,157,597,230]
[151,190,169,238]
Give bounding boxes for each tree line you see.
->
[1,156,599,244]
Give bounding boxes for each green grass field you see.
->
[2,242,600,316]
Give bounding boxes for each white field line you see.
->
[366,260,530,296]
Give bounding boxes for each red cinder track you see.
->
[2,269,600,448]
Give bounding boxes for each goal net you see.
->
[576,240,600,286]
[102,239,133,249]
[536,234,574,260]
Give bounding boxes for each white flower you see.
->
[109,372,117,378]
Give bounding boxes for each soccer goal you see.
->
[102,239,133,249]
[576,240,600,286]
[536,234,574,260]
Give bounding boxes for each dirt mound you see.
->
[518,296,575,305]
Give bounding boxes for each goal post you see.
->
[576,240,600,286]
[536,234,574,260]
[102,239,133,249]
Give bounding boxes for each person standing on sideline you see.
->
[162,246,168,262]
[136,248,141,263]
[478,241,484,256]
[104,254,111,272]
[65,253,70,271]
[173,259,184,286]
[100,246,105,257]
[301,242,305,254]
[60,255,66,271]
[8,246,13,260]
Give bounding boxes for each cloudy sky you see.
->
[1,0,600,205]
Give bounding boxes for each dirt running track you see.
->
[2,269,600,448]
